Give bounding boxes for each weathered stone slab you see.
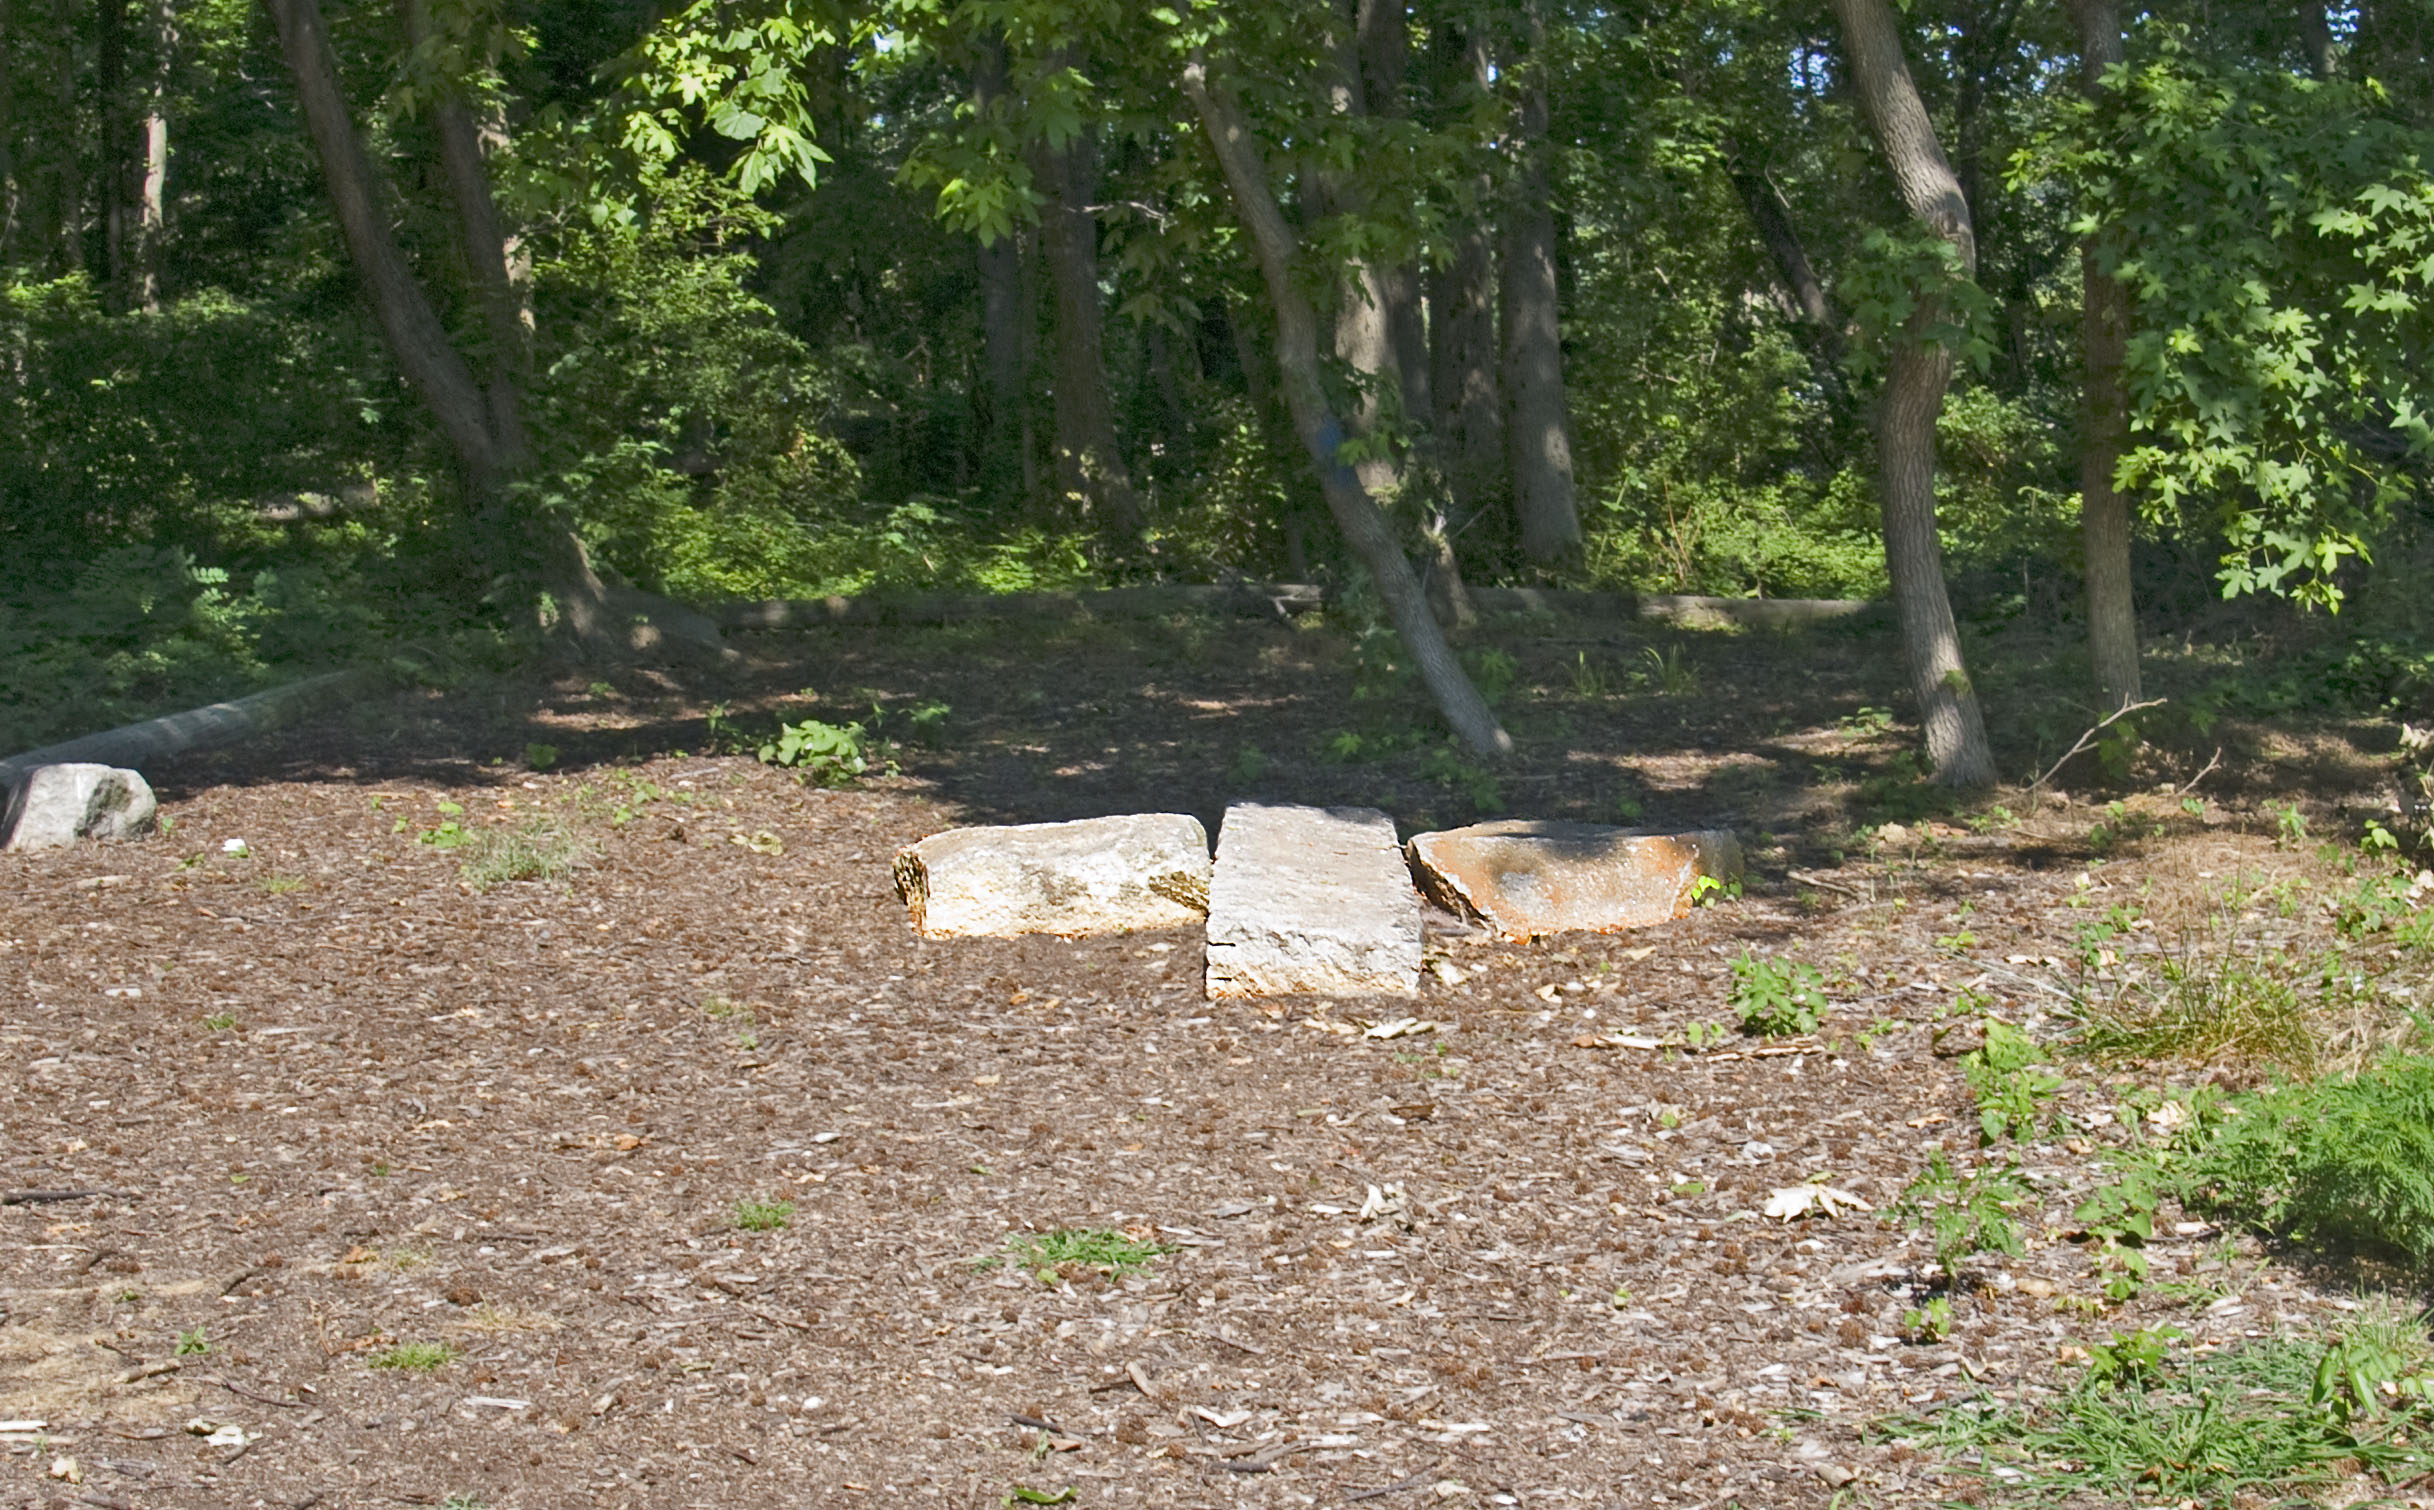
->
[1206,803,1421,998]
[0,764,159,852]
[1406,820,1742,940]
[892,814,1209,938]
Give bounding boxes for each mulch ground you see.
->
[0,612,2417,1509]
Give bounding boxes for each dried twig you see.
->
[202,1376,306,1410]
[1346,1475,1434,1503]
[2,1189,132,1206]
[2176,746,2224,796]
[1787,868,1869,900]
[2030,699,2167,792]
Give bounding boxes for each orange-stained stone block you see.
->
[1406,820,1743,940]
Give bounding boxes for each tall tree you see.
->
[1828,0,1997,786]
[0,0,17,268]
[2067,0,2140,710]
[264,0,727,664]
[1498,0,1580,566]
[51,0,80,273]
[1183,51,1510,757]
[1033,86,1145,536]
[1424,16,1505,567]
[130,0,169,309]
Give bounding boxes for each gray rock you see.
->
[1206,803,1420,998]
[893,814,1210,938]
[1406,820,1743,940]
[1,764,159,852]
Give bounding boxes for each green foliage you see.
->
[1901,1295,1953,1344]
[1964,1021,2065,1144]
[2183,1052,2434,1271]
[986,1228,1173,1286]
[1886,1324,2434,1505]
[368,1340,456,1373]
[1892,1149,2029,1286]
[734,1198,796,1232]
[757,718,871,785]
[175,1326,210,1356]
[1728,952,1828,1037]
[2035,35,2434,608]
[458,821,584,891]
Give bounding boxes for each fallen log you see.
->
[718,583,1873,632]
[0,668,379,783]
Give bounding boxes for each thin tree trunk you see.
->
[99,0,127,306]
[1498,2,1579,567]
[132,0,167,310]
[52,0,80,274]
[1356,0,1429,421]
[2300,3,2337,75]
[1184,54,1510,757]
[1035,128,1144,537]
[971,33,1026,506]
[0,0,18,266]
[264,0,500,498]
[1426,20,1506,566]
[1145,319,1192,473]
[2068,0,2140,709]
[401,0,530,467]
[268,0,723,665]
[1829,0,1996,787]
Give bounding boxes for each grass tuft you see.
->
[368,1340,456,1372]
[986,1228,1173,1286]
[458,819,584,891]
[734,1197,795,1232]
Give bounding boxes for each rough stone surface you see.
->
[0,764,159,852]
[892,814,1209,938]
[1406,820,1743,940]
[1206,803,1421,998]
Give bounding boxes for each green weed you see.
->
[1882,1323,2434,1505]
[202,1012,236,1032]
[368,1340,455,1372]
[734,1197,795,1232]
[758,717,871,784]
[459,819,583,891]
[1964,1021,2065,1143]
[1729,952,1829,1037]
[1892,1149,2029,1286]
[1419,744,1502,813]
[175,1326,209,1356]
[986,1228,1173,1285]
[1638,643,1700,697]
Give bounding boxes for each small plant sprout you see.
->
[1729,952,1829,1037]
[175,1326,209,1356]
[986,1228,1173,1285]
[368,1340,455,1372]
[734,1197,795,1232]
[1892,1149,2029,1286]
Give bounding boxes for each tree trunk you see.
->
[1728,141,1843,367]
[1184,55,1510,757]
[131,0,167,310]
[99,0,127,306]
[1425,21,1506,567]
[265,0,501,497]
[267,0,726,666]
[1356,0,1430,421]
[2300,4,2337,76]
[1498,3,1579,567]
[1035,129,1145,538]
[2067,0,2140,709]
[401,0,531,468]
[52,0,79,274]
[1829,0,1996,787]
[0,0,17,267]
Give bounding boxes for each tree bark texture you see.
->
[402,0,532,467]
[1183,55,1510,757]
[1497,4,1579,566]
[2067,0,2140,709]
[264,0,502,498]
[1034,129,1144,537]
[133,0,169,311]
[1356,0,1429,421]
[1829,0,1996,787]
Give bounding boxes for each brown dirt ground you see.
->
[3,612,2427,1510]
